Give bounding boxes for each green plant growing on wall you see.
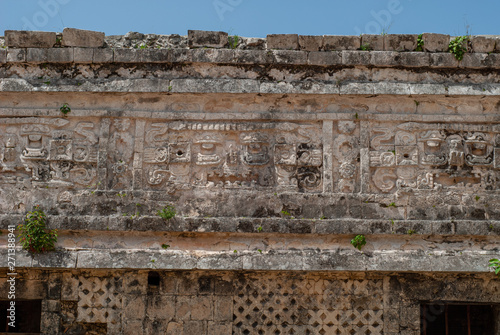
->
[489,259,500,277]
[161,244,170,249]
[449,35,469,61]
[415,34,424,51]
[228,35,239,49]
[157,205,176,220]
[18,205,58,253]
[360,43,371,51]
[351,234,366,251]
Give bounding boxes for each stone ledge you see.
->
[1,215,499,236]
[2,107,500,123]
[0,248,495,273]
[2,30,499,56]
[3,47,500,69]
[2,78,500,95]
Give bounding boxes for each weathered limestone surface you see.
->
[0,269,499,335]
[61,28,105,48]
[4,30,56,48]
[0,29,499,334]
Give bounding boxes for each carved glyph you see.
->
[368,122,500,193]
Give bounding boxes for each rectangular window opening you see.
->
[421,302,497,335]
[0,300,42,334]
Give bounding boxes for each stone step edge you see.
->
[2,78,500,96]
[2,215,499,236]
[1,107,500,123]
[1,48,500,69]
[0,248,496,273]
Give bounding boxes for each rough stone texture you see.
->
[5,30,56,48]
[298,35,323,51]
[1,269,499,335]
[470,35,496,53]
[323,35,360,50]
[384,34,418,51]
[1,29,500,334]
[188,30,228,48]
[62,28,105,48]
[361,34,384,50]
[267,34,299,50]
[0,49,6,64]
[422,33,450,52]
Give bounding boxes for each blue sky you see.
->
[1,0,498,37]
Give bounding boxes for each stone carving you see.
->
[233,276,383,335]
[0,117,99,187]
[372,168,397,192]
[2,117,498,194]
[140,121,323,192]
[368,122,500,193]
[334,122,359,192]
[77,277,122,324]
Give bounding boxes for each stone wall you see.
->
[0,29,499,334]
[1,269,499,335]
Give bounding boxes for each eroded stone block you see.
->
[384,34,418,51]
[62,28,105,48]
[470,35,496,53]
[188,30,228,48]
[5,30,56,48]
[267,34,299,50]
[361,34,384,50]
[298,35,323,51]
[422,33,450,52]
[323,35,360,50]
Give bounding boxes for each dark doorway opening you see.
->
[148,271,161,287]
[0,300,42,334]
[421,303,497,335]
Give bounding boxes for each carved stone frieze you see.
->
[369,122,500,193]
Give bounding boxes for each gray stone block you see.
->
[459,53,488,68]
[48,48,73,63]
[93,48,113,63]
[140,49,169,63]
[192,49,235,63]
[188,30,228,48]
[341,50,371,65]
[73,47,93,63]
[384,34,418,51]
[114,48,140,63]
[269,50,307,64]
[298,35,323,51]
[429,53,458,67]
[27,48,48,63]
[62,28,104,47]
[361,34,384,51]
[482,53,500,68]
[470,35,496,53]
[267,34,299,50]
[422,33,450,52]
[323,35,360,51]
[6,48,26,62]
[166,49,192,63]
[0,49,6,63]
[370,51,401,66]
[5,30,56,48]
[308,51,342,65]
[398,52,430,67]
[233,50,270,64]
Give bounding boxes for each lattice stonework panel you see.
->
[233,276,384,335]
[77,277,122,324]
